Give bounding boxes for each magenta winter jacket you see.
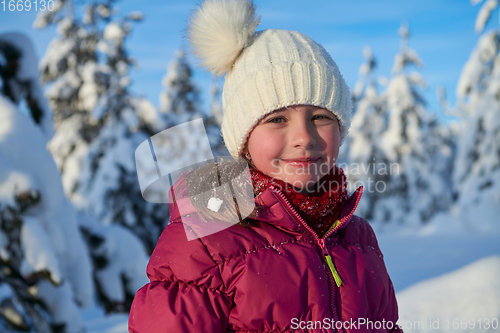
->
[129,173,402,333]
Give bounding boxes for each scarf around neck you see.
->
[249,165,349,237]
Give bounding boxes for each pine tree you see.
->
[35,0,160,312]
[453,0,500,231]
[375,22,452,226]
[159,50,229,159]
[345,46,391,220]
[205,83,229,158]
[0,34,92,331]
[159,49,203,123]
[0,33,54,141]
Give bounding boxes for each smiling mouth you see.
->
[281,157,321,164]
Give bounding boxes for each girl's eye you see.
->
[266,115,331,123]
[267,117,286,123]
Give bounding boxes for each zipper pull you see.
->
[319,240,342,287]
[325,254,342,287]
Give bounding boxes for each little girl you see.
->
[129,0,402,332]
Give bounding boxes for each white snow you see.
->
[456,31,497,100]
[36,281,86,333]
[397,255,500,333]
[103,22,125,42]
[20,217,63,284]
[77,212,149,304]
[475,0,498,33]
[453,13,500,231]
[346,23,452,226]
[97,4,111,18]
[39,38,76,81]
[83,306,129,333]
[93,223,149,303]
[159,49,205,120]
[0,166,35,208]
[0,231,9,261]
[0,94,93,330]
[0,33,54,141]
[78,61,101,112]
[375,214,500,331]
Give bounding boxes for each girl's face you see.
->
[243,105,340,193]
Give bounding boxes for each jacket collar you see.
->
[169,173,363,236]
[251,186,363,234]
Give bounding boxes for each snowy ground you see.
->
[378,230,500,293]
[397,255,500,333]
[83,307,129,333]
[377,214,500,333]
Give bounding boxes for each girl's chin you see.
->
[279,176,321,192]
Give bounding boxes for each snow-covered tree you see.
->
[34,0,160,311]
[0,33,54,142]
[77,211,148,314]
[159,49,204,122]
[159,51,229,159]
[351,46,379,112]
[344,46,391,220]
[375,22,452,226]
[205,82,229,158]
[0,33,93,333]
[452,0,500,231]
[0,30,149,330]
[0,96,92,332]
[209,83,223,126]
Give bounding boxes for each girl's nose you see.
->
[290,119,316,149]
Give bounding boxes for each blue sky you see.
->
[0,0,495,122]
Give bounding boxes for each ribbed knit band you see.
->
[221,29,352,158]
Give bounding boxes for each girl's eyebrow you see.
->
[265,107,324,116]
[261,110,285,120]
[269,109,286,114]
[258,112,281,124]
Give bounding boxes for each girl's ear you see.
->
[241,144,249,156]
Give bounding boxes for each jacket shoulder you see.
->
[340,215,383,257]
[130,220,233,333]
[147,221,225,291]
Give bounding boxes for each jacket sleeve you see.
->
[128,221,233,333]
[341,215,403,333]
[363,218,404,333]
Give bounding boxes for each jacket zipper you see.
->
[268,185,362,333]
[319,187,363,286]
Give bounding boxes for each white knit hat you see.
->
[187,0,352,158]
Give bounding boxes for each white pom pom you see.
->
[187,0,260,76]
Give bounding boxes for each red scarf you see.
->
[249,165,349,237]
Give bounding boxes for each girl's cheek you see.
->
[257,131,283,151]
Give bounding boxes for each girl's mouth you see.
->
[281,157,321,166]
